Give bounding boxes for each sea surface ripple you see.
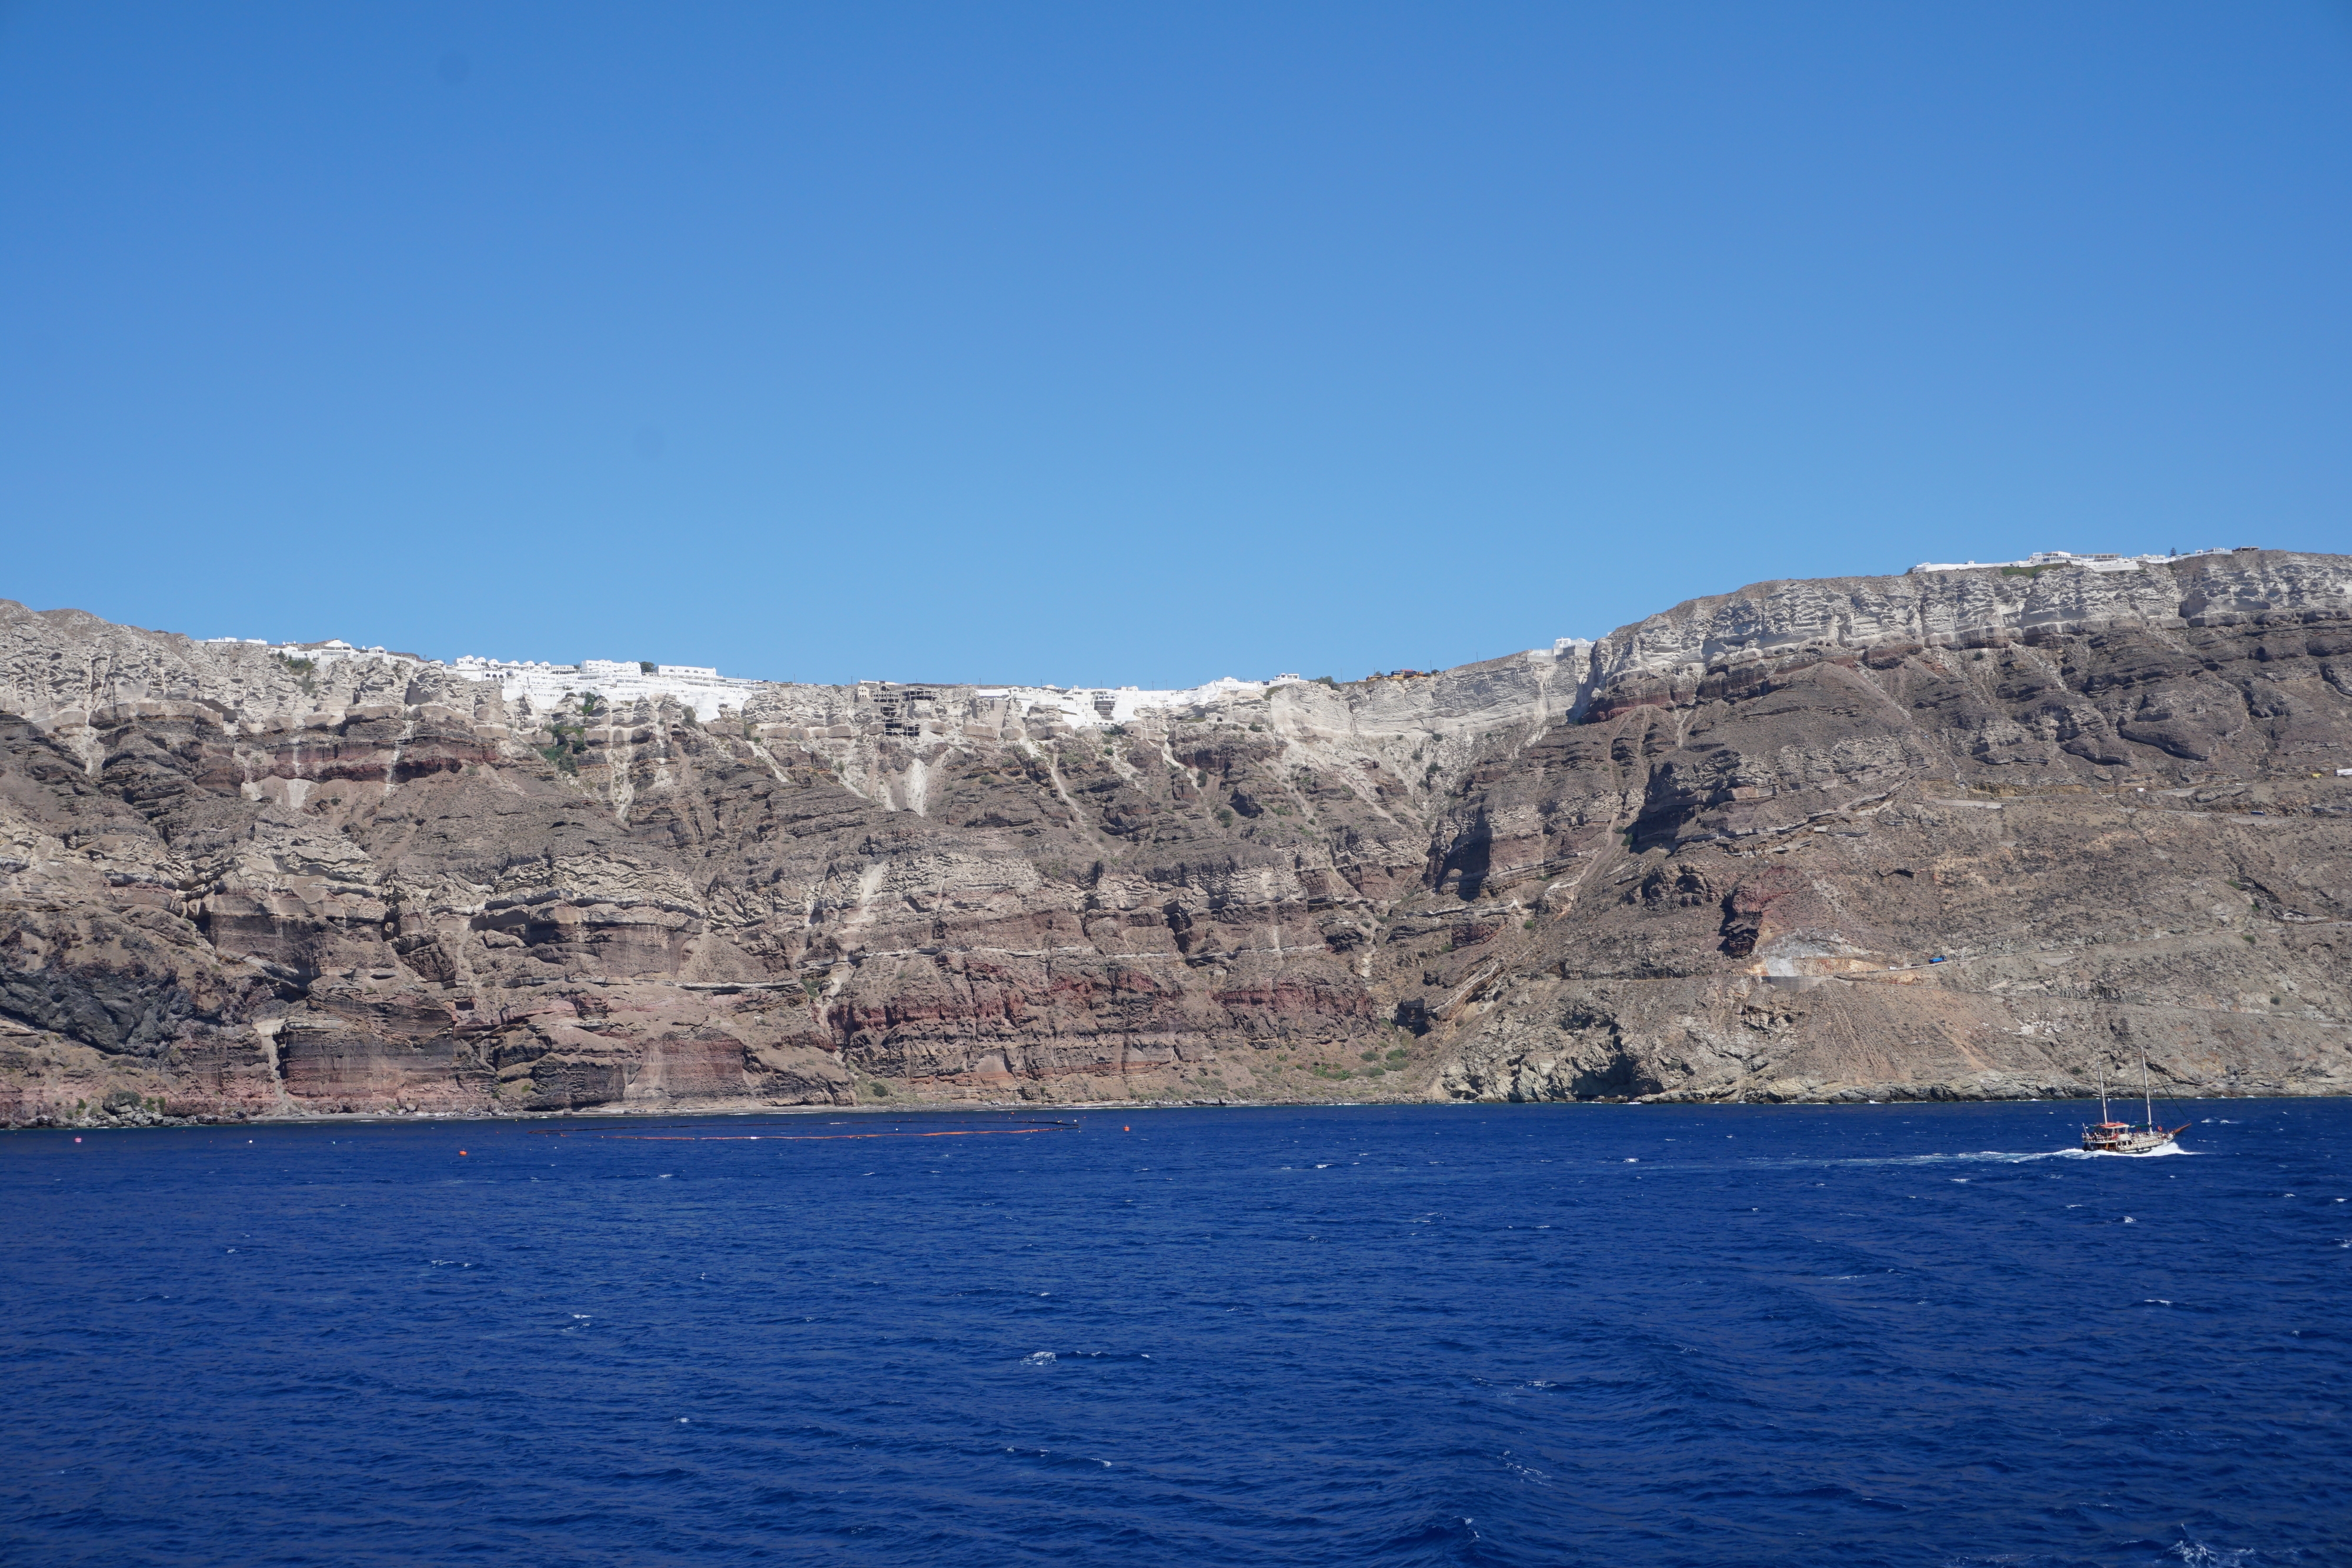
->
[3,1099,2346,1566]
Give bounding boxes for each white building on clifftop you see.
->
[1907,547,2243,575]
[449,654,763,720]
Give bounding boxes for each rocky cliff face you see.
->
[6,550,2351,1126]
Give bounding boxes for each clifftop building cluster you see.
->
[194,637,765,720]
[1907,546,2250,575]
[446,655,764,720]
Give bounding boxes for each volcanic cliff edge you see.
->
[5,550,2350,1125]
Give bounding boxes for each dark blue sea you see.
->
[4,1101,2346,1567]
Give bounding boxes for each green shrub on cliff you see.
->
[539,716,589,775]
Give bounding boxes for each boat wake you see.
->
[1755,1144,2197,1169]
[1965,1143,2197,1162]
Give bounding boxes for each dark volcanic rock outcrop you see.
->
[5,550,2351,1124]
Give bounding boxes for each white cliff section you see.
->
[980,660,1594,738]
[0,610,456,726]
[1309,651,1580,744]
[1585,550,2352,695]
[982,676,1291,728]
[11,547,2344,753]
[19,607,1593,747]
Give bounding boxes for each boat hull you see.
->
[2080,1123,2190,1154]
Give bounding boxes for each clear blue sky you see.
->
[4,3,2347,687]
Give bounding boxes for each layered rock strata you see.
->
[5,549,2350,1125]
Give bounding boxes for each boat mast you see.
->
[2096,1059,2109,1124]
[2140,1045,2154,1129]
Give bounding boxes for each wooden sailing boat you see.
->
[2081,1049,2190,1154]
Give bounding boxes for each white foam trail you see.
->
[1753,1143,2200,1169]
